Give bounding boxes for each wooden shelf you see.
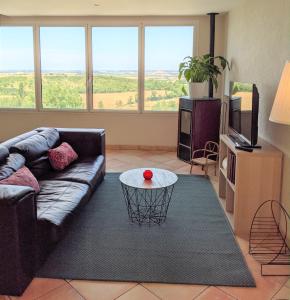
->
[220,167,227,178]
[227,179,235,192]
[218,134,283,238]
[219,167,235,191]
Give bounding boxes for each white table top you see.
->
[119,168,178,190]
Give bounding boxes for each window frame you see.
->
[0,17,198,114]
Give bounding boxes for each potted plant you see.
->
[178,54,230,98]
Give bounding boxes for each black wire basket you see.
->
[249,200,290,276]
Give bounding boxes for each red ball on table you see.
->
[143,169,153,180]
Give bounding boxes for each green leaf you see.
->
[181,85,188,96]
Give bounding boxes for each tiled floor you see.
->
[2,149,289,300]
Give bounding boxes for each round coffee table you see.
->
[119,168,178,225]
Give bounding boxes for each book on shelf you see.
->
[227,151,236,184]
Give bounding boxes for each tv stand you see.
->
[218,135,282,237]
[228,134,262,149]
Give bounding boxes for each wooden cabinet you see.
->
[218,134,283,238]
[177,97,221,162]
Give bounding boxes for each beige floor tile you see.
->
[285,278,290,288]
[10,278,67,300]
[195,286,236,299]
[272,285,290,300]
[163,159,189,170]
[116,285,159,300]
[70,280,137,300]
[175,164,214,175]
[106,159,127,169]
[235,236,250,254]
[144,154,172,163]
[37,284,84,300]
[174,165,191,174]
[142,283,208,300]
[219,271,287,300]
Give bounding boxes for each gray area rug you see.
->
[37,173,255,287]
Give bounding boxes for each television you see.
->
[229,81,259,147]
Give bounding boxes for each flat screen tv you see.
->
[229,81,259,147]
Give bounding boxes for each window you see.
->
[92,27,138,110]
[144,26,194,111]
[1,21,195,112]
[0,26,35,108]
[40,27,86,109]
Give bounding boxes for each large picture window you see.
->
[40,27,86,109]
[0,21,195,112]
[92,27,139,110]
[0,26,35,108]
[144,26,194,111]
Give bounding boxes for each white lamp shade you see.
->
[269,62,290,125]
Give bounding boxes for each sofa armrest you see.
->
[0,185,36,295]
[0,185,35,206]
[57,128,105,158]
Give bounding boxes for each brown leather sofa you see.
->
[0,128,105,296]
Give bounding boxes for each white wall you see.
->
[225,0,290,239]
[0,15,226,146]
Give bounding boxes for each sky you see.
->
[0,26,193,72]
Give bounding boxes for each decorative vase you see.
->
[188,82,207,99]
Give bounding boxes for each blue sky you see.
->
[0,26,193,72]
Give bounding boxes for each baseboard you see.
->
[106,145,177,151]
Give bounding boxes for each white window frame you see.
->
[0,16,198,114]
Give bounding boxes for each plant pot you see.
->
[188,82,207,99]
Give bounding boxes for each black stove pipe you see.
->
[207,12,219,98]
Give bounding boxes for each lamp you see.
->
[269,62,290,125]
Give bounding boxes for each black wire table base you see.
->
[121,183,175,225]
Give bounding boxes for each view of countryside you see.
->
[0,26,193,111]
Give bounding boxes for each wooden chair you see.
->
[190,141,219,177]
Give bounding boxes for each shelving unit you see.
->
[218,134,283,237]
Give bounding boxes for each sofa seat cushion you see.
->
[36,180,90,243]
[42,155,105,189]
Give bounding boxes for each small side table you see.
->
[119,168,178,225]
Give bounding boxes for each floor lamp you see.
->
[269,62,290,125]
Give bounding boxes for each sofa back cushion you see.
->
[0,145,9,163]
[38,128,60,148]
[0,153,26,180]
[9,128,60,179]
[1,130,39,150]
[27,155,53,179]
[10,128,60,161]
[10,135,48,161]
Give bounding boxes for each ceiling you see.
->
[0,0,244,16]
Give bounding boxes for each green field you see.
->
[0,72,186,111]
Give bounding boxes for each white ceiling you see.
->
[0,0,244,16]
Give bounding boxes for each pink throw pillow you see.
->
[48,142,78,171]
[0,166,40,193]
